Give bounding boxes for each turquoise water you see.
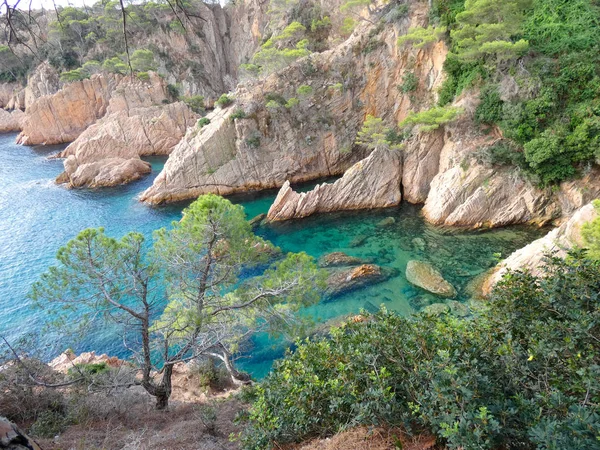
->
[0,132,546,377]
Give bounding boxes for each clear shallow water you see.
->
[0,132,546,378]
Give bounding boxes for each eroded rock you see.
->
[318,252,370,268]
[266,148,403,221]
[0,417,42,450]
[0,109,24,133]
[324,264,397,299]
[406,260,457,298]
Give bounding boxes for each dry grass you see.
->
[287,427,439,450]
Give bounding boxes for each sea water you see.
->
[0,132,546,377]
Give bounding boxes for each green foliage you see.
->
[397,26,446,49]
[252,39,311,75]
[355,115,404,151]
[296,84,313,97]
[430,0,466,26]
[242,252,600,449]
[474,84,503,125]
[130,49,157,72]
[451,0,531,63]
[285,97,299,108]
[474,141,526,168]
[197,117,211,128]
[230,108,247,120]
[272,21,306,42]
[59,68,89,82]
[400,106,464,132]
[216,94,234,108]
[81,60,102,75]
[102,56,128,75]
[340,0,371,13]
[166,83,180,100]
[340,17,357,36]
[182,95,205,114]
[582,200,600,261]
[245,131,262,148]
[398,71,418,93]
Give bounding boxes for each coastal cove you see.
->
[0,132,546,378]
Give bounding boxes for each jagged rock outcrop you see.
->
[0,83,21,109]
[0,417,42,450]
[483,203,598,293]
[0,109,24,133]
[56,102,197,188]
[406,260,457,298]
[16,72,169,146]
[49,349,124,373]
[141,4,447,204]
[266,147,402,221]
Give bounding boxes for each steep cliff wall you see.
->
[141,4,447,204]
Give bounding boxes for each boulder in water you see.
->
[422,302,450,315]
[406,260,457,298]
[324,264,396,299]
[249,213,267,229]
[377,217,396,227]
[349,235,368,248]
[318,252,370,268]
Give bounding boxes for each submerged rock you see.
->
[422,302,450,315]
[318,252,370,268]
[377,217,396,227]
[406,260,457,298]
[349,235,369,248]
[248,213,267,229]
[324,264,397,299]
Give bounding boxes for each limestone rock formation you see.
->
[318,252,370,268]
[49,349,124,373]
[23,62,60,109]
[0,83,21,109]
[141,4,447,204]
[16,72,169,146]
[483,203,598,293]
[56,102,197,188]
[0,109,24,133]
[0,417,42,450]
[325,264,397,299]
[406,260,457,298]
[266,148,402,221]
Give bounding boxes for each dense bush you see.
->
[242,252,600,449]
[215,94,234,108]
[400,105,463,132]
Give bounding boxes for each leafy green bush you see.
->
[182,95,205,114]
[474,141,526,168]
[230,108,247,120]
[216,94,234,108]
[130,49,156,72]
[296,84,313,97]
[102,56,128,75]
[197,117,211,128]
[59,68,89,82]
[166,83,180,100]
[474,84,503,125]
[242,252,600,450]
[400,106,463,132]
[582,200,600,260]
[397,26,446,49]
[398,71,418,93]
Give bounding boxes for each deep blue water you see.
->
[0,132,546,378]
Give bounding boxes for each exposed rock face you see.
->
[141,4,447,204]
[266,148,402,221]
[0,417,42,450]
[402,128,445,203]
[56,102,197,188]
[49,349,124,374]
[483,203,598,293]
[325,264,396,299]
[318,252,370,268]
[0,83,21,109]
[406,260,457,298]
[16,72,169,146]
[0,109,24,133]
[23,62,60,109]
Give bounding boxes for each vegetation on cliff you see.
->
[241,251,600,449]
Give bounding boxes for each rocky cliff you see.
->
[267,147,402,221]
[16,72,169,146]
[141,4,447,204]
[0,109,24,133]
[482,202,598,293]
[56,101,197,188]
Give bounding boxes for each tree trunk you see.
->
[210,351,252,386]
[155,391,169,410]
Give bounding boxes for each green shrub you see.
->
[265,100,281,110]
[195,118,210,129]
[230,108,247,120]
[474,84,503,125]
[59,68,89,82]
[245,131,261,148]
[296,84,313,97]
[130,49,156,72]
[264,92,287,106]
[582,200,600,261]
[285,97,299,108]
[397,26,446,49]
[474,141,526,168]
[398,71,418,93]
[102,56,128,75]
[215,94,234,108]
[182,95,205,114]
[400,106,463,132]
[166,83,180,100]
[136,71,150,81]
[242,252,600,450]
